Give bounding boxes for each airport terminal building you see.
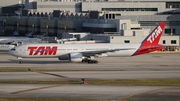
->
[0,0,180,49]
[32,0,180,36]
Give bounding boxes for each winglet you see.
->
[133,22,166,56]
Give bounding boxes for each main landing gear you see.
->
[19,60,23,64]
[17,57,23,64]
[81,58,98,64]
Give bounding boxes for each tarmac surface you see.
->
[0,53,180,100]
[0,71,180,80]
[0,53,180,71]
[1,84,180,100]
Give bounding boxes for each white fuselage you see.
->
[9,43,141,58]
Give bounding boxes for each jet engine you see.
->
[69,52,83,62]
[58,53,83,62]
[95,53,108,57]
[58,54,69,60]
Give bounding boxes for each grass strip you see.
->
[0,98,174,101]
[0,68,124,72]
[0,98,109,101]
[0,68,28,72]
[0,79,180,86]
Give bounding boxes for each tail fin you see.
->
[142,22,166,46]
[133,22,166,56]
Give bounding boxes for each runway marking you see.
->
[118,87,170,100]
[11,85,61,94]
[38,72,68,78]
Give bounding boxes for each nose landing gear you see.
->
[17,57,23,64]
[19,60,23,64]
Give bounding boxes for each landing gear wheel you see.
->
[17,57,23,64]
[88,60,91,64]
[87,60,98,64]
[19,61,23,64]
[95,60,98,64]
[84,59,87,62]
[92,60,96,63]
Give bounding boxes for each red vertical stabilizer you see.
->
[133,22,166,56]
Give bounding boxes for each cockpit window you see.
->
[11,48,16,51]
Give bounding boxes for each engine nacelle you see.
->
[58,54,69,60]
[69,52,83,62]
[58,53,83,62]
[95,53,108,57]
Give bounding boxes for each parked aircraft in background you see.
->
[0,31,42,44]
[8,22,166,64]
[0,44,15,52]
[0,37,42,44]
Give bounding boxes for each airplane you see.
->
[0,37,42,44]
[0,44,16,52]
[8,22,166,64]
[0,31,42,44]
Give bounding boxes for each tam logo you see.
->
[147,26,162,43]
[28,46,58,55]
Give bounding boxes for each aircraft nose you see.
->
[8,48,16,56]
[8,50,12,55]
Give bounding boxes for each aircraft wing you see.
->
[81,48,136,57]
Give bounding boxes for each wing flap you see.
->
[82,48,136,57]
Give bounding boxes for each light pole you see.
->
[46,24,48,42]
[32,24,34,34]
[17,23,19,32]
[17,23,19,35]
[64,25,67,41]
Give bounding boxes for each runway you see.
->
[0,53,180,100]
[0,53,180,71]
[1,71,180,80]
